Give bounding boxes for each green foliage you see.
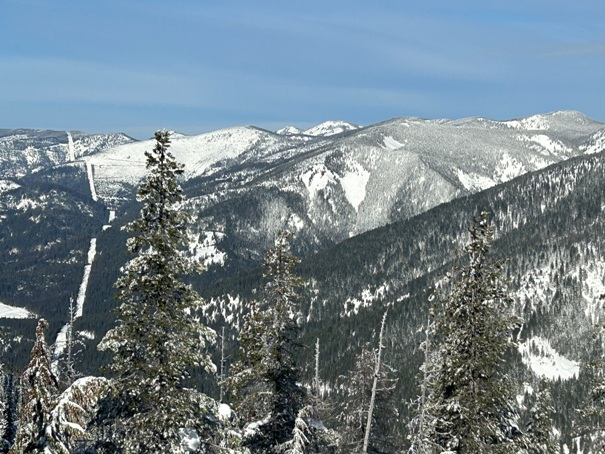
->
[11,319,64,453]
[336,342,398,453]
[521,379,558,454]
[575,324,605,452]
[227,230,306,453]
[427,212,522,453]
[96,131,216,453]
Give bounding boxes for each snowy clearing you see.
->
[301,165,336,198]
[518,336,579,380]
[340,166,370,212]
[382,136,404,150]
[455,168,495,192]
[0,302,34,319]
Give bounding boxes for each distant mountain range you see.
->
[1,111,604,448]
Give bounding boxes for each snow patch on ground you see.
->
[381,136,404,150]
[189,231,227,267]
[504,115,550,131]
[493,153,526,183]
[525,134,571,155]
[85,161,98,201]
[103,210,117,231]
[0,180,20,194]
[515,267,556,315]
[343,283,389,316]
[303,121,358,137]
[66,131,75,161]
[276,125,303,135]
[455,168,495,192]
[518,336,579,380]
[570,260,605,322]
[82,126,275,192]
[301,165,336,198]
[580,130,605,155]
[78,330,95,340]
[287,213,305,231]
[77,239,97,318]
[179,429,201,452]
[340,165,370,212]
[533,134,570,154]
[0,302,34,319]
[53,238,97,372]
[218,403,232,421]
[16,196,42,210]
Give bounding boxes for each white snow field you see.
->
[0,302,34,319]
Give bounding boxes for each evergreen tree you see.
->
[50,376,109,453]
[338,314,398,454]
[2,374,17,453]
[338,346,398,453]
[575,323,605,453]
[228,230,306,453]
[426,212,521,453]
[97,130,216,453]
[11,319,64,453]
[62,296,82,384]
[522,380,558,454]
[407,316,440,454]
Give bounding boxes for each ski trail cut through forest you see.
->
[52,238,97,373]
[86,161,98,202]
[66,131,75,162]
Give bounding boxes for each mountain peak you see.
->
[275,126,304,136]
[303,121,360,137]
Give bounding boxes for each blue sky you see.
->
[1,1,604,139]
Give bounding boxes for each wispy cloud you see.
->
[0,57,235,107]
[537,42,605,58]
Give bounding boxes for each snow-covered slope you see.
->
[220,111,604,240]
[82,126,297,200]
[303,120,360,137]
[5,111,604,271]
[0,129,133,178]
[276,126,304,136]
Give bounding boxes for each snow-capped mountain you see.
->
[276,121,359,138]
[275,125,304,136]
[0,129,133,178]
[80,126,299,202]
[302,120,360,137]
[4,111,605,279]
[177,111,604,271]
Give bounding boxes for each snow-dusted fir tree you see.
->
[97,130,216,453]
[227,296,271,426]
[62,297,82,385]
[407,315,440,454]
[2,373,17,452]
[338,314,398,454]
[11,319,64,453]
[575,324,605,453]
[427,212,521,453]
[521,379,558,454]
[228,230,306,453]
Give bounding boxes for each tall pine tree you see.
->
[575,323,605,453]
[228,230,306,453]
[11,319,63,453]
[522,379,558,454]
[97,130,216,453]
[422,212,521,453]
